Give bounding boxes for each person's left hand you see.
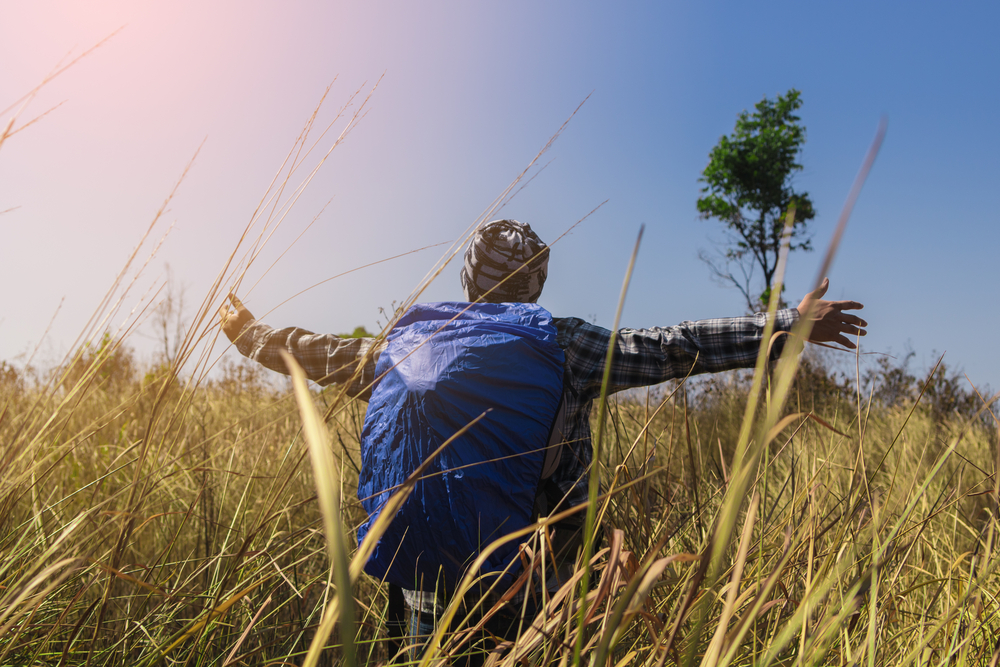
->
[218,294,254,343]
[796,278,868,349]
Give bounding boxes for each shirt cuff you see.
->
[769,308,800,358]
[775,307,799,332]
[234,319,268,359]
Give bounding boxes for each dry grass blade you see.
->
[592,553,697,667]
[810,117,887,290]
[282,350,356,667]
[574,224,645,667]
[0,29,122,156]
[221,594,272,666]
[400,94,594,314]
[702,492,759,666]
[585,528,625,626]
[0,558,81,637]
[667,208,796,667]
[152,578,269,662]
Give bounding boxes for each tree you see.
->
[151,264,186,362]
[697,89,815,310]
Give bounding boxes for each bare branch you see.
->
[697,248,756,312]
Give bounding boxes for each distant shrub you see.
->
[863,351,993,423]
[0,360,23,394]
[61,331,138,394]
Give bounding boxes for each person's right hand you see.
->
[218,294,254,344]
[796,278,867,349]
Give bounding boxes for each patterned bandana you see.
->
[460,219,549,303]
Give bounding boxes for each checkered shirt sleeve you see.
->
[548,308,800,508]
[234,320,384,400]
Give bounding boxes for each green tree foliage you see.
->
[339,326,374,339]
[698,89,815,309]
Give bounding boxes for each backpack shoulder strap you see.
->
[540,397,567,480]
[386,583,406,664]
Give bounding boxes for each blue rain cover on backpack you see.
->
[356,302,565,591]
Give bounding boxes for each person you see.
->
[218,219,867,663]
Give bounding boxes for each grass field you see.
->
[0,322,997,666]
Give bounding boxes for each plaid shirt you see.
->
[235,307,799,510]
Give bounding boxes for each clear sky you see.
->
[2,1,998,390]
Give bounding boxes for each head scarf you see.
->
[460,219,549,303]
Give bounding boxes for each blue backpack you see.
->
[356,302,566,591]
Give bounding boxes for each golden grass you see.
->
[2,336,998,666]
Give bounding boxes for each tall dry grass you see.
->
[2,308,999,666]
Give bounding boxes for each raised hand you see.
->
[218,293,254,343]
[796,278,867,349]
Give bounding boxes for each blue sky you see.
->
[2,1,998,391]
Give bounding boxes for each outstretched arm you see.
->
[796,277,867,349]
[560,276,867,399]
[558,307,800,399]
[218,294,383,399]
